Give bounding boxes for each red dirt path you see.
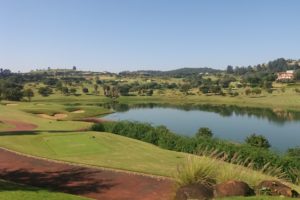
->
[0,120,37,131]
[0,148,175,200]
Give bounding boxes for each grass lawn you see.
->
[0,180,88,200]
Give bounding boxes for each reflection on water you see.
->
[103,103,300,125]
[101,103,300,152]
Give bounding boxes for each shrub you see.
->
[91,123,105,132]
[245,134,271,149]
[196,127,213,138]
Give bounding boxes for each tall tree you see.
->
[23,88,34,101]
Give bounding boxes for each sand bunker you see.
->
[71,110,85,114]
[6,104,18,106]
[37,113,68,120]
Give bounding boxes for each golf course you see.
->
[1,1,300,198]
[0,78,300,199]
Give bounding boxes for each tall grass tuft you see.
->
[197,147,289,183]
[174,156,217,187]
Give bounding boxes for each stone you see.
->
[175,183,214,200]
[257,180,299,198]
[214,180,255,197]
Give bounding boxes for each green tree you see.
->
[245,88,251,96]
[94,84,99,94]
[226,65,234,74]
[245,134,271,149]
[111,86,119,99]
[23,88,34,101]
[38,87,53,97]
[82,87,89,94]
[294,69,300,80]
[146,89,153,96]
[195,127,213,138]
[70,88,77,95]
[180,84,191,95]
[103,85,110,97]
[252,88,262,95]
[61,87,69,95]
[119,84,130,96]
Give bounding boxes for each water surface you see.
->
[102,104,300,152]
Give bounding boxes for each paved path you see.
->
[0,148,175,200]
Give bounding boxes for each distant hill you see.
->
[119,67,221,77]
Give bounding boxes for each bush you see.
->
[245,134,271,149]
[196,128,213,138]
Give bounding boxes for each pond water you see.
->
[102,104,300,152]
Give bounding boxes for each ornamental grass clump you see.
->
[174,155,217,187]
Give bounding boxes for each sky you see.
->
[0,0,300,72]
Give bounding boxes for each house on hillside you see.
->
[276,70,295,81]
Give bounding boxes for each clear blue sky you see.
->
[0,0,299,72]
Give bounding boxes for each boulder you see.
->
[175,183,214,200]
[257,180,299,198]
[214,180,255,198]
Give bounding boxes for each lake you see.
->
[102,104,300,152]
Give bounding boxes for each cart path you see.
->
[0,148,175,200]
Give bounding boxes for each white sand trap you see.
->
[6,103,18,106]
[37,113,68,120]
[72,110,85,114]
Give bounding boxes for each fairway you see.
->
[44,134,109,156]
[0,131,187,176]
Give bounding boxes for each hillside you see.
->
[119,67,221,77]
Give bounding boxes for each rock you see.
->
[214,180,255,197]
[257,180,299,198]
[175,183,214,200]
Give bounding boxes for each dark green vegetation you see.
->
[92,121,300,184]
[245,134,271,149]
